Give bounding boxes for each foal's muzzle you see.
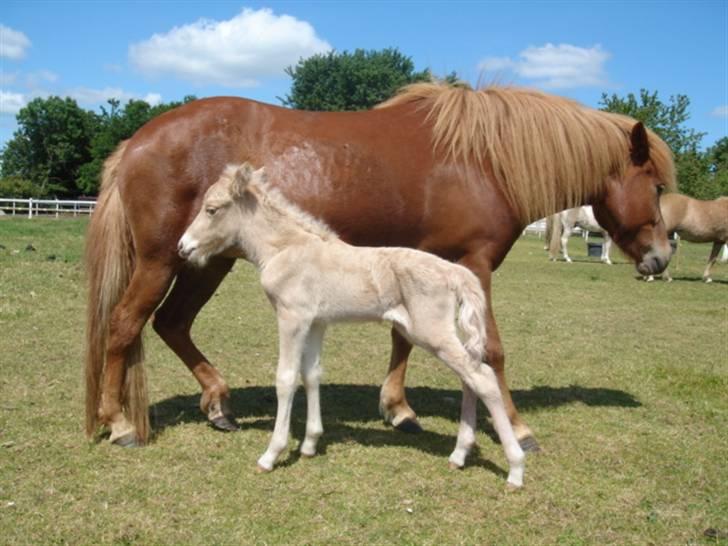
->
[177,235,196,260]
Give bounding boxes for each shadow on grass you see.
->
[150,383,640,435]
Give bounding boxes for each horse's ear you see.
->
[231,163,255,198]
[630,122,650,166]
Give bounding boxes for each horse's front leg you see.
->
[379,327,422,432]
[561,226,573,262]
[602,233,613,265]
[257,313,310,472]
[300,324,326,457]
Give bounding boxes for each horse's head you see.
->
[591,122,672,276]
[178,162,263,267]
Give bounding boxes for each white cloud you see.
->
[479,43,611,89]
[710,105,728,118]
[128,7,331,87]
[0,24,31,60]
[0,90,26,115]
[67,86,163,107]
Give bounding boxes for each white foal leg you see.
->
[257,315,310,472]
[464,362,525,488]
[602,233,613,265]
[300,324,326,458]
[448,382,478,469]
[561,227,573,263]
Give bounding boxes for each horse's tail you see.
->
[84,140,149,442]
[454,268,487,362]
[548,213,563,259]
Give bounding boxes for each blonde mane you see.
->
[377,83,676,222]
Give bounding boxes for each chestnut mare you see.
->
[85,83,676,448]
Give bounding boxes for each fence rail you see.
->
[0,197,96,218]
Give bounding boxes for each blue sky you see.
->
[1,1,726,150]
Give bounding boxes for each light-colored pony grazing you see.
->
[547,206,613,264]
[647,193,728,282]
[178,163,526,488]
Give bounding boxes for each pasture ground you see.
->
[0,217,726,545]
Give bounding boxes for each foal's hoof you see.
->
[112,433,141,448]
[505,482,522,492]
[448,461,463,470]
[394,418,423,434]
[256,464,272,474]
[518,436,541,453]
[209,415,240,432]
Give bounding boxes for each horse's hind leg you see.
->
[379,328,422,432]
[561,225,573,262]
[102,259,176,445]
[152,256,238,431]
[602,233,613,265]
[703,241,723,283]
[300,323,326,457]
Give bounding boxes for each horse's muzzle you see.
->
[636,248,670,275]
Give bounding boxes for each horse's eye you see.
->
[206,207,217,216]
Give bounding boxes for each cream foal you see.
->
[178,163,525,488]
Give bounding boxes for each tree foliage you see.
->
[600,90,725,199]
[0,97,96,196]
[281,48,434,111]
[1,95,195,197]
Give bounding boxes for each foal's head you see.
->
[591,122,673,276]
[178,163,263,267]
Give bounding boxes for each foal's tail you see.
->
[454,269,487,362]
[84,140,149,442]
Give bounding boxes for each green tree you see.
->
[0,96,96,196]
[281,48,435,111]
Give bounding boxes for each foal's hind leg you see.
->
[379,328,422,432]
[300,324,326,457]
[153,256,238,431]
[448,382,478,469]
[703,241,723,283]
[102,259,176,445]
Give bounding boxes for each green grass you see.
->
[0,216,726,545]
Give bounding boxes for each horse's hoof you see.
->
[505,482,522,492]
[394,418,423,434]
[256,464,272,474]
[300,451,315,459]
[112,433,140,448]
[519,436,541,453]
[448,461,463,470]
[209,415,240,432]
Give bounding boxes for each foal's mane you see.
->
[377,83,676,221]
[222,164,336,241]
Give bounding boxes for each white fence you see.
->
[0,197,96,218]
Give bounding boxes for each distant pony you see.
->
[646,193,728,282]
[178,163,526,488]
[548,206,613,264]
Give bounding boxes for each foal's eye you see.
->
[206,207,217,216]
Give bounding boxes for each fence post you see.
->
[28,198,33,219]
[55,198,60,218]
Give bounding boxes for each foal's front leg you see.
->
[257,314,310,472]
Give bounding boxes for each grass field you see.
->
[0,216,726,545]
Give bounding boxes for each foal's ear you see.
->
[629,122,650,166]
[231,163,255,198]
[252,166,268,185]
